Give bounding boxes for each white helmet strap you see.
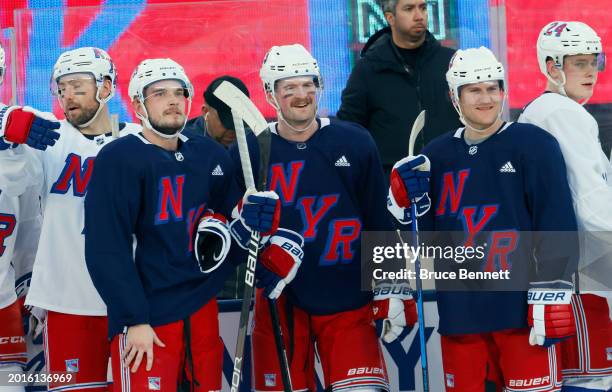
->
[75,83,112,129]
[452,88,506,133]
[546,63,592,105]
[136,96,192,139]
[270,87,322,134]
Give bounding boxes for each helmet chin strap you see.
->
[547,69,568,97]
[138,99,192,139]
[66,86,111,129]
[270,89,322,134]
[548,69,593,106]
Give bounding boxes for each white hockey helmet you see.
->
[0,44,5,85]
[51,47,117,97]
[51,47,117,128]
[537,21,603,92]
[128,58,194,139]
[446,46,505,103]
[446,47,506,132]
[260,44,321,94]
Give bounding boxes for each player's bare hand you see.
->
[122,324,165,373]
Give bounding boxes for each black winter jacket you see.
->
[337,27,461,168]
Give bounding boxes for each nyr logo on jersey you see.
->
[270,161,362,266]
[435,169,518,271]
[65,359,79,373]
[155,175,185,224]
[154,174,207,254]
[0,213,17,257]
[51,154,95,197]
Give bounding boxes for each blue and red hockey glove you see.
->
[235,190,281,236]
[387,154,431,225]
[527,281,575,347]
[256,228,304,300]
[373,281,417,343]
[1,106,60,150]
[194,211,231,273]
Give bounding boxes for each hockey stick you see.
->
[228,107,259,392]
[111,114,119,139]
[256,129,293,392]
[216,83,292,392]
[213,81,268,136]
[407,110,429,392]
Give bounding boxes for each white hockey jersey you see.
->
[0,109,141,315]
[0,185,42,309]
[519,92,612,294]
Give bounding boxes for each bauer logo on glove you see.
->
[256,228,304,300]
[373,281,418,343]
[527,281,575,347]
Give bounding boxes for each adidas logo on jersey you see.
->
[499,161,515,173]
[211,165,224,176]
[335,155,350,167]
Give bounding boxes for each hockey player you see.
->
[0,43,43,392]
[519,21,612,392]
[388,47,579,391]
[228,44,416,391]
[83,58,272,391]
[0,47,140,391]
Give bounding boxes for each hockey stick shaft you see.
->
[111,114,119,139]
[408,110,429,391]
[229,108,293,392]
[230,109,260,392]
[256,130,293,392]
[411,204,429,392]
[268,298,293,391]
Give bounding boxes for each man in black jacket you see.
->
[337,0,460,174]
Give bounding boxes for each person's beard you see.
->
[66,104,98,128]
[150,116,184,136]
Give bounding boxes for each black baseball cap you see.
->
[203,75,250,130]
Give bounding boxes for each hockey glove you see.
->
[229,203,270,250]
[24,304,46,340]
[237,190,281,236]
[373,281,417,343]
[1,106,60,150]
[195,211,231,273]
[256,228,304,300]
[527,281,575,347]
[388,155,431,225]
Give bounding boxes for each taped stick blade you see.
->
[408,110,426,156]
[213,81,268,136]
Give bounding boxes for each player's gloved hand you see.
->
[229,201,270,250]
[388,155,431,225]
[240,190,281,235]
[2,107,60,150]
[195,211,231,273]
[24,304,46,340]
[527,282,575,347]
[373,281,417,343]
[256,228,304,300]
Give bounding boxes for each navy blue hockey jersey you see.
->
[85,132,239,338]
[421,122,578,335]
[229,118,394,315]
